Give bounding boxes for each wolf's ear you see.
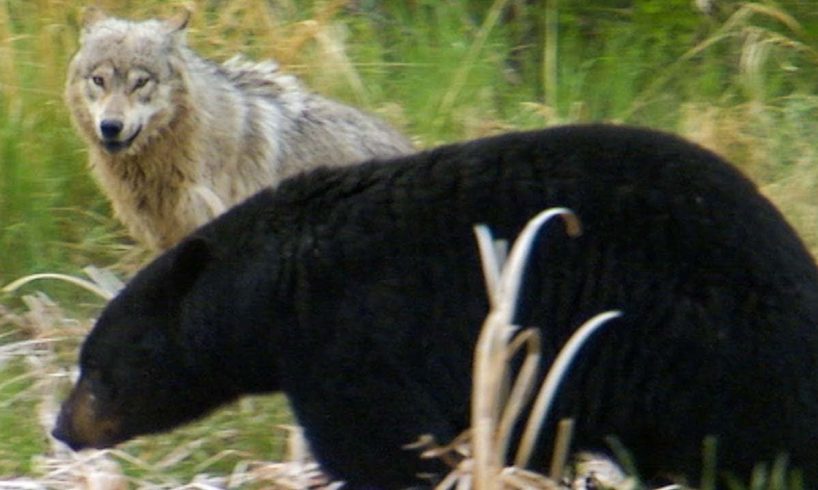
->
[82,6,109,29]
[169,236,212,295]
[164,8,191,34]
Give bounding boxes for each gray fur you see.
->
[65,8,414,249]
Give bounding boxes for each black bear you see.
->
[53,125,818,488]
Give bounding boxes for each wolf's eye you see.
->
[91,75,105,88]
[133,77,150,91]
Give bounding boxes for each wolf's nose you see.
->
[100,119,124,139]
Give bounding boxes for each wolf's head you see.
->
[65,8,192,155]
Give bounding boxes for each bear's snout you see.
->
[52,377,124,451]
[51,406,84,451]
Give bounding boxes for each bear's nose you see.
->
[100,119,124,139]
[52,405,76,448]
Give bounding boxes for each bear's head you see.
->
[52,238,241,450]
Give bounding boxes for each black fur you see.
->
[54,125,818,488]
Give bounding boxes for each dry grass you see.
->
[409,209,645,490]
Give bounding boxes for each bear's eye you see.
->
[90,75,105,88]
[84,368,120,402]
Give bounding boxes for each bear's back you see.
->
[228,125,818,487]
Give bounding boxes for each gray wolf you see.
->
[53,125,818,488]
[65,8,414,250]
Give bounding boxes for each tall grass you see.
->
[1,0,818,487]
[2,0,817,292]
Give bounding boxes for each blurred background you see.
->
[2,0,818,486]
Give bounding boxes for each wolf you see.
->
[65,8,414,250]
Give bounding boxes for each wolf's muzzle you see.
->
[99,124,142,154]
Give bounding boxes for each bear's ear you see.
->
[169,237,212,295]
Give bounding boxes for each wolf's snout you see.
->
[100,119,124,139]
[98,120,141,154]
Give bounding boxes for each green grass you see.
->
[3,0,818,287]
[0,360,44,476]
[2,0,818,487]
[109,395,293,481]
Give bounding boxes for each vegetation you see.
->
[2,0,818,487]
